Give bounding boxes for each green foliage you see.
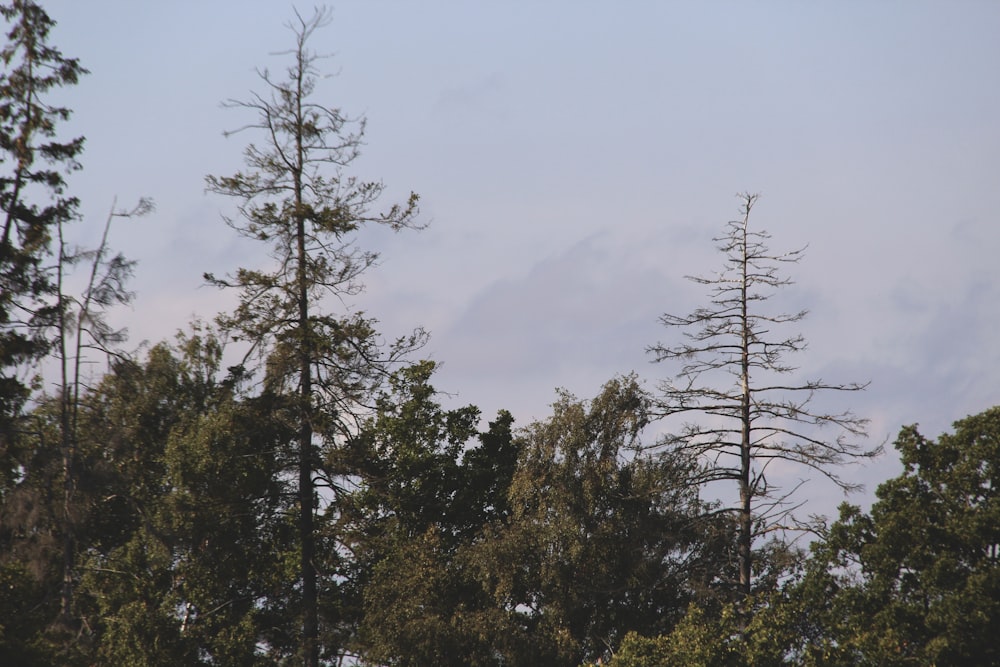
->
[465,376,727,666]
[0,0,85,490]
[56,329,289,664]
[784,407,1000,665]
[350,361,482,537]
[0,561,60,665]
[359,527,507,667]
[609,606,742,667]
[5,5,1000,666]
[349,371,726,666]
[203,6,421,366]
[347,361,519,666]
[618,403,1000,667]
[204,11,424,663]
[607,580,826,667]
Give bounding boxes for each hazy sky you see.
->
[39,1,1000,517]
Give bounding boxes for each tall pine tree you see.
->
[0,0,85,487]
[205,9,423,665]
[0,2,88,660]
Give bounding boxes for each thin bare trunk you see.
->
[738,207,753,611]
[57,219,74,623]
[293,45,318,667]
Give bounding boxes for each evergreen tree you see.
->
[0,0,85,492]
[73,329,289,665]
[0,2,90,660]
[204,9,423,664]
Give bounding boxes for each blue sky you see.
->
[41,1,1000,517]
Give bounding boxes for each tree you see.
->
[0,3,92,658]
[791,407,1000,665]
[348,375,724,666]
[204,9,422,665]
[50,197,146,635]
[348,361,484,544]
[605,596,805,667]
[347,361,519,666]
[467,376,726,666]
[648,193,874,603]
[0,0,85,491]
[68,328,291,665]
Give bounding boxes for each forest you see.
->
[2,2,999,665]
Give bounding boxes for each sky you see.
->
[35,1,1000,519]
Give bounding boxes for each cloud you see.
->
[432,71,508,120]
[421,232,676,420]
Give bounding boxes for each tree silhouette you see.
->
[649,193,876,604]
[205,9,423,664]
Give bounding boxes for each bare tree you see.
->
[53,196,148,623]
[648,193,877,604]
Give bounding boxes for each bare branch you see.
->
[649,193,874,602]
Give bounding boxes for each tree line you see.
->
[2,3,998,665]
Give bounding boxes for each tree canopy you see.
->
[0,4,996,666]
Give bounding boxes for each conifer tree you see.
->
[0,3,91,659]
[649,193,875,604]
[76,330,290,665]
[205,9,423,665]
[0,0,85,486]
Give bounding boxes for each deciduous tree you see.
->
[792,407,1000,665]
[469,376,726,666]
[347,361,518,666]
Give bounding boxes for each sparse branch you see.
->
[648,193,874,607]
[203,9,423,664]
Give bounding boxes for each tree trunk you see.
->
[295,53,318,663]
[57,221,75,625]
[738,214,752,603]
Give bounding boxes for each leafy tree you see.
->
[349,374,722,666]
[0,334,195,665]
[0,327,280,665]
[204,9,422,664]
[648,193,874,603]
[72,328,291,665]
[348,361,483,542]
[55,337,206,665]
[467,376,726,666]
[791,407,1000,665]
[607,606,742,667]
[607,599,799,667]
[346,361,519,666]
